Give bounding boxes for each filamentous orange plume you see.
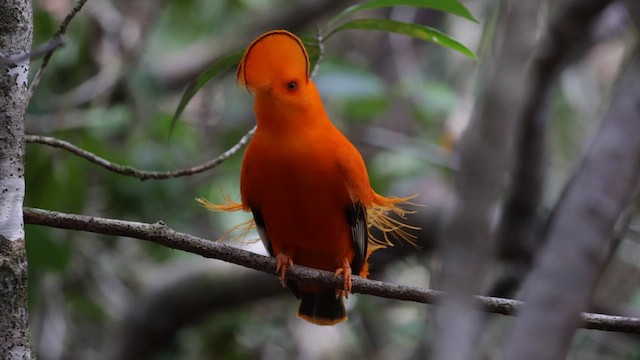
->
[198,30,417,325]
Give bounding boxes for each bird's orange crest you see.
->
[237,30,309,90]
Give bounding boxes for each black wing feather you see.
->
[252,207,302,298]
[251,208,273,256]
[346,203,368,275]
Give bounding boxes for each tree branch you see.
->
[107,268,282,360]
[623,0,640,30]
[310,24,325,79]
[22,207,640,334]
[24,127,255,181]
[492,0,617,299]
[0,37,63,72]
[27,0,90,99]
[503,47,640,359]
[435,0,544,358]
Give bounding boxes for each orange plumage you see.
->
[199,30,416,325]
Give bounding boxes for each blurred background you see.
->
[24,0,639,359]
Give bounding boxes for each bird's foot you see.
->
[275,253,293,287]
[334,259,352,299]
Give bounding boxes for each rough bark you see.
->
[0,0,34,359]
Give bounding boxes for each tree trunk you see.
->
[0,0,34,359]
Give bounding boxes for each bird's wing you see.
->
[251,208,273,256]
[346,203,368,275]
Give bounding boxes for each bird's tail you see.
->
[196,195,244,212]
[368,193,420,249]
[297,290,347,326]
[196,196,257,243]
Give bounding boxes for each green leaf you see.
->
[329,0,478,26]
[170,51,243,136]
[300,37,321,75]
[326,19,477,60]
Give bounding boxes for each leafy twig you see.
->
[21,206,640,334]
[24,127,255,181]
[310,24,325,79]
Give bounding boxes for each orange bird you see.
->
[199,30,416,325]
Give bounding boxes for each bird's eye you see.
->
[287,81,297,90]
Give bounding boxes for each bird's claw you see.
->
[334,259,352,299]
[276,253,293,287]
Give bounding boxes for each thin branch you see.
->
[30,37,65,61]
[24,127,255,181]
[0,38,64,72]
[28,0,90,99]
[22,206,640,334]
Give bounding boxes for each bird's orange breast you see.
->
[241,124,370,273]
